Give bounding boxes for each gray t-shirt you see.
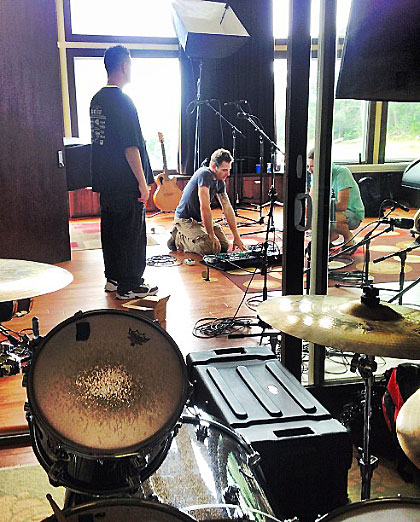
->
[175,167,226,222]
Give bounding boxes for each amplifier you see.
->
[186,346,353,522]
[203,243,282,271]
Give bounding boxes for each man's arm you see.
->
[125,146,149,203]
[335,187,350,212]
[198,185,221,253]
[217,193,246,251]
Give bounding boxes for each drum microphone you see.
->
[224,100,247,106]
[381,199,410,213]
[382,217,414,229]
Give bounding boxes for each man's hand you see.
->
[138,186,150,204]
[210,235,222,254]
[232,236,246,251]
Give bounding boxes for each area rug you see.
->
[0,457,418,522]
[69,218,159,251]
[220,224,420,294]
[0,464,65,522]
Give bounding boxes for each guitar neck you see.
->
[160,141,169,177]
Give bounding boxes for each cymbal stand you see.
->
[333,219,393,288]
[350,352,378,500]
[372,239,420,305]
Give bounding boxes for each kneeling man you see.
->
[168,148,246,255]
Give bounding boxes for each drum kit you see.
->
[1,260,420,521]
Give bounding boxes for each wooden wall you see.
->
[0,0,70,263]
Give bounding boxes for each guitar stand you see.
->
[350,352,379,500]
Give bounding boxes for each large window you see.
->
[74,57,181,170]
[273,0,352,39]
[69,0,176,38]
[385,102,420,162]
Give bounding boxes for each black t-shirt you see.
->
[90,86,153,196]
[175,167,226,222]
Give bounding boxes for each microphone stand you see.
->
[237,111,284,236]
[202,101,261,227]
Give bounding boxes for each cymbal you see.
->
[0,259,73,303]
[396,388,420,469]
[257,295,420,359]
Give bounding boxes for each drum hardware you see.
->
[257,286,420,501]
[223,484,241,505]
[46,493,67,522]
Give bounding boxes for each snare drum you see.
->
[25,310,189,495]
[42,498,196,522]
[140,410,279,521]
[316,497,420,521]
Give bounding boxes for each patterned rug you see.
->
[221,224,420,294]
[69,218,159,251]
[0,454,419,522]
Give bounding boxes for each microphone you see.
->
[390,200,410,212]
[194,98,218,105]
[382,217,414,229]
[186,99,219,114]
[237,112,251,119]
[224,100,248,106]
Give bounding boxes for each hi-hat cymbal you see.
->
[257,294,420,359]
[396,388,420,469]
[0,259,73,303]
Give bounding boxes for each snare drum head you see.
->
[43,499,196,522]
[28,310,188,455]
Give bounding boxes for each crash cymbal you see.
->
[257,294,420,359]
[396,388,420,469]
[0,259,73,303]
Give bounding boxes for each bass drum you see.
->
[42,498,197,522]
[316,497,420,521]
[25,310,189,496]
[140,410,280,521]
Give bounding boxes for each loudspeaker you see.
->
[187,346,352,522]
[172,0,249,59]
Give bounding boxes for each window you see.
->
[74,56,181,170]
[273,0,352,39]
[69,0,176,38]
[385,102,420,162]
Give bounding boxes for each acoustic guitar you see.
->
[153,132,182,212]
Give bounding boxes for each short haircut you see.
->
[307,148,315,160]
[104,45,131,75]
[210,148,233,167]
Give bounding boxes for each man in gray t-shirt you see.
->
[168,149,246,256]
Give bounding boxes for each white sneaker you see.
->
[105,279,118,292]
[116,284,158,300]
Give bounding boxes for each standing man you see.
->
[168,148,246,255]
[90,45,158,299]
[307,148,365,251]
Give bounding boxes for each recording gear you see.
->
[203,243,282,271]
[381,217,414,229]
[0,351,21,377]
[224,99,248,106]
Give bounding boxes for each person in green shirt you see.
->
[308,149,365,251]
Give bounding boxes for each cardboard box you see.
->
[122,294,170,329]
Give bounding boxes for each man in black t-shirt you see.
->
[168,149,246,255]
[90,45,157,300]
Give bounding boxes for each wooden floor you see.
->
[0,209,285,447]
[1,208,419,504]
